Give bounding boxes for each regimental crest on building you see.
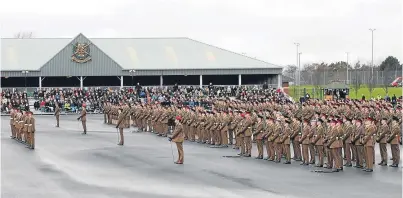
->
[71,42,92,63]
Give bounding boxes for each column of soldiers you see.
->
[9,108,36,149]
[100,99,401,171]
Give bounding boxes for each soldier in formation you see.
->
[9,109,36,149]
[100,98,401,171]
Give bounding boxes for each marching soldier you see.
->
[77,104,87,135]
[54,103,61,127]
[387,116,400,167]
[116,107,126,145]
[169,116,185,164]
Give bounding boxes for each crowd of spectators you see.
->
[1,89,30,113]
[0,83,284,114]
[2,82,400,114]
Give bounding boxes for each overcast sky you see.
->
[0,0,401,67]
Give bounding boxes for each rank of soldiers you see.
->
[9,109,36,149]
[102,99,401,172]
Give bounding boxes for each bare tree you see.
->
[14,31,34,39]
[381,69,397,96]
[283,65,297,80]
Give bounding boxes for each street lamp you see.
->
[129,70,136,89]
[346,52,349,85]
[369,28,376,98]
[293,43,300,86]
[369,29,376,74]
[298,52,302,98]
[21,70,29,91]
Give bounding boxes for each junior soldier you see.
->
[25,111,35,149]
[254,115,265,159]
[77,104,87,135]
[235,113,246,156]
[273,119,283,163]
[243,112,253,157]
[264,117,275,161]
[290,117,302,161]
[281,117,292,164]
[103,102,109,124]
[342,118,354,167]
[362,117,376,172]
[352,118,365,168]
[116,107,126,146]
[387,116,400,167]
[169,116,185,165]
[300,119,310,165]
[376,118,389,166]
[54,103,61,127]
[313,118,325,167]
[10,108,16,139]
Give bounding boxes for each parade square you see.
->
[1,115,401,198]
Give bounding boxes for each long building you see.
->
[1,33,283,88]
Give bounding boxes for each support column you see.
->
[80,76,83,89]
[120,76,124,89]
[199,75,203,88]
[39,77,42,90]
[238,74,242,86]
[277,74,282,88]
[160,75,163,87]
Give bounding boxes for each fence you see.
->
[291,69,402,86]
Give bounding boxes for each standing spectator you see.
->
[392,94,397,104]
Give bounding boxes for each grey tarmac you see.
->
[1,115,402,198]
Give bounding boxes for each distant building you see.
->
[1,33,283,88]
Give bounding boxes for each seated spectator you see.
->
[34,101,40,110]
[40,100,46,112]
[64,102,71,111]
